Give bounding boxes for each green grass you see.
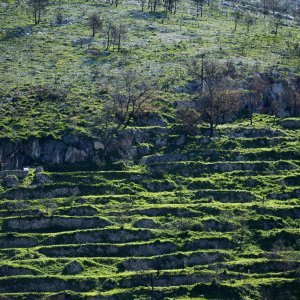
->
[0,1,300,299]
[1,1,300,140]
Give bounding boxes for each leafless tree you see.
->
[103,70,159,128]
[287,78,300,117]
[271,14,282,35]
[200,84,241,136]
[191,0,206,17]
[232,8,243,31]
[189,59,241,136]
[244,12,256,34]
[246,74,267,125]
[177,108,200,135]
[148,0,160,12]
[103,19,127,51]
[108,0,122,7]
[163,0,180,15]
[88,13,103,37]
[137,0,147,11]
[27,0,49,25]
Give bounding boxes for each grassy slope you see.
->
[0,0,300,139]
[0,2,300,298]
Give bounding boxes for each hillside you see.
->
[1,0,300,141]
[1,0,300,299]
[0,116,300,299]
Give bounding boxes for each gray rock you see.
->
[0,265,39,276]
[65,147,88,163]
[139,112,167,127]
[175,100,196,109]
[137,145,151,156]
[93,141,105,151]
[3,216,111,231]
[35,173,53,185]
[175,135,186,146]
[279,119,300,129]
[62,261,84,275]
[133,218,159,229]
[35,166,44,173]
[155,137,167,147]
[3,175,19,188]
[60,206,98,216]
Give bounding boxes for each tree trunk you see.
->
[250,108,253,125]
[209,121,214,137]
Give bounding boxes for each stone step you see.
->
[141,149,300,165]
[148,160,299,177]
[2,216,112,233]
[38,240,178,258]
[41,228,155,245]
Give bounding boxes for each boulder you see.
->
[175,135,186,146]
[139,112,167,127]
[62,261,84,275]
[35,173,53,185]
[133,218,159,229]
[93,141,105,151]
[35,166,44,173]
[3,175,19,188]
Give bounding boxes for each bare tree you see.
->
[244,12,256,34]
[189,59,241,136]
[163,0,180,14]
[88,14,103,37]
[103,70,159,128]
[200,84,241,136]
[187,53,206,91]
[246,74,267,125]
[137,0,147,11]
[270,98,282,124]
[232,8,243,31]
[148,0,160,12]
[271,14,282,36]
[109,0,122,7]
[27,0,49,25]
[176,108,200,135]
[191,0,206,17]
[116,24,127,52]
[268,0,281,15]
[103,19,127,51]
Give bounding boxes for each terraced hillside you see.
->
[0,115,299,299]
